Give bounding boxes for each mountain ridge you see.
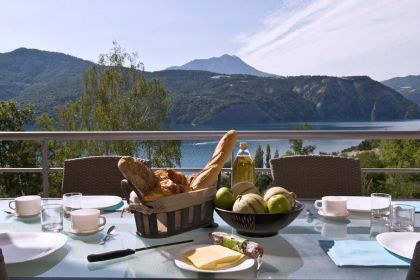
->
[149,71,420,124]
[0,48,92,112]
[165,54,275,77]
[382,75,420,105]
[1,48,419,125]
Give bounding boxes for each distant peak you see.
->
[11,47,31,53]
[6,48,48,57]
[164,54,275,77]
[4,47,93,64]
[9,47,57,56]
[220,54,238,59]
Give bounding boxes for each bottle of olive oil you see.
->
[232,142,255,185]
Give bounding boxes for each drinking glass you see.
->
[391,204,415,232]
[41,203,63,232]
[369,218,390,240]
[62,192,82,219]
[371,193,391,219]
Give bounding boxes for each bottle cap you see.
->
[239,142,248,149]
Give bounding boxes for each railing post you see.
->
[41,140,49,197]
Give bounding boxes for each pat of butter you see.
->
[183,245,244,269]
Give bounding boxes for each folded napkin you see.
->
[319,240,410,267]
[394,201,420,213]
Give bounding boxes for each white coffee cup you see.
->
[70,208,106,232]
[314,196,347,216]
[314,221,347,238]
[9,195,41,216]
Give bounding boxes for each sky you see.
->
[1,0,419,81]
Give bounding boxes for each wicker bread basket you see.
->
[121,178,218,238]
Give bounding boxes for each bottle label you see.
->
[222,234,247,252]
[232,155,255,185]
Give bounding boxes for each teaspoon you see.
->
[99,225,116,245]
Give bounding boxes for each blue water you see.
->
[174,120,420,168]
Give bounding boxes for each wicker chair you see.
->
[0,248,8,280]
[62,156,125,196]
[407,241,420,279]
[269,155,362,199]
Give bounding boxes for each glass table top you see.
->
[0,199,415,279]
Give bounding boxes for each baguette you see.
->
[190,130,237,190]
[118,156,156,193]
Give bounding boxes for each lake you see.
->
[173,120,420,168]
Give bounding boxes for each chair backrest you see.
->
[0,248,9,280]
[62,156,125,197]
[406,241,420,280]
[269,155,362,199]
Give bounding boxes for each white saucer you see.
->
[318,209,349,220]
[68,225,104,236]
[15,212,40,218]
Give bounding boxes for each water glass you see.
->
[369,218,390,240]
[314,221,348,238]
[62,192,82,219]
[371,193,391,219]
[41,203,63,232]
[391,204,415,232]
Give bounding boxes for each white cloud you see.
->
[235,0,420,80]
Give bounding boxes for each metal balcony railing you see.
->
[1,130,419,196]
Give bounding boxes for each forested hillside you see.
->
[149,71,420,124]
[382,75,420,105]
[0,48,91,114]
[1,48,419,125]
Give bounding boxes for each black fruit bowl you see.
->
[215,200,305,237]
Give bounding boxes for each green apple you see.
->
[214,187,236,210]
[267,194,292,214]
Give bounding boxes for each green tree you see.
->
[285,123,316,155]
[57,42,181,167]
[255,173,273,193]
[0,102,42,197]
[357,151,385,195]
[379,140,420,168]
[273,147,279,159]
[342,139,380,152]
[265,144,271,168]
[254,145,264,168]
[36,113,54,131]
[378,140,420,198]
[352,139,420,198]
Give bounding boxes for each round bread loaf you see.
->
[142,186,165,202]
[118,156,156,193]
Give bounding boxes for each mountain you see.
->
[165,54,274,77]
[1,48,420,125]
[149,71,420,125]
[0,48,92,114]
[382,75,420,105]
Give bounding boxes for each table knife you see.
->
[87,239,194,262]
